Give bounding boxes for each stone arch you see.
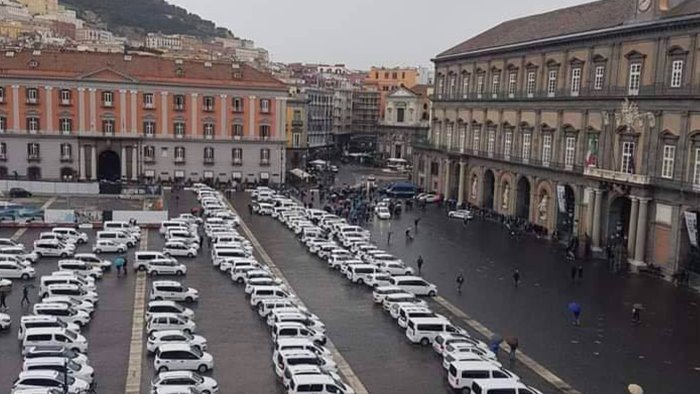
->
[515,175,532,220]
[555,183,578,243]
[482,169,496,210]
[534,179,555,230]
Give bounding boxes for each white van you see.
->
[40,274,95,292]
[22,327,88,354]
[96,231,135,248]
[346,264,377,284]
[471,379,541,394]
[447,361,520,392]
[159,220,190,235]
[406,317,464,345]
[57,260,103,279]
[52,228,88,244]
[249,286,292,307]
[18,315,80,341]
[134,251,173,271]
[211,248,250,267]
[389,276,438,296]
[0,260,35,279]
[288,373,353,394]
[104,221,141,237]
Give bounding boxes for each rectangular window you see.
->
[670,60,683,88]
[232,148,243,165]
[0,142,5,159]
[570,67,581,96]
[203,147,215,162]
[0,87,4,103]
[547,70,558,97]
[526,71,536,97]
[292,133,301,147]
[174,95,185,111]
[542,134,552,166]
[174,122,185,138]
[26,88,38,104]
[449,75,457,98]
[694,149,700,186]
[628,63,642,96]
[59,118,72,135]
[396,107,405,123]
[203,96,215,111]
[260,148,270,165]
[0,116,7,133]
[144,93,154,108]
[60,89,71,105]
[203,123,215,139]
[144,146,155,162]
[102,91,113,107]
[487,128,495,156]
[621,141,635,174]
[174,147,185,163]
[491,73,500,98]
[594,66,605,90]
[232,124,243,139]
[260,99,270,114]
[462,74,470,98]
[260,125,271,140]
[102,120,115,135]
[60,144,72,160]
[27,143,40,159]
[472,128,480,153]
[504,131,513,159]
[27,117,39,133]
[522,133,531,162]
[476,74,485,98]
[143,121,155,137]
[564,136,576,169]
[233,97,244,112]
[507,72,517,97]
[661,145,675,179]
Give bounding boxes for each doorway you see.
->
[483,170,495,210]
[516,177,531,220]
[97,150,121,181]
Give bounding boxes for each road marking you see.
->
[11,227,27,241]
[41,196,57,210]
[125,229,149,394]
[434,296,582,394]
[228,202,370,394]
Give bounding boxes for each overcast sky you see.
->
[169,0,592,70]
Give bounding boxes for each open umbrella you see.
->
[632,303,644,310]
[490,334,503,344]
[505,336,519,348]
[568,302,581,314]
[627,384,644,394]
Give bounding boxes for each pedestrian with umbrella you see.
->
[568,301,582,326]
[114,256,125,277]
[489,334,502,358]
[505,336,519,363]
[512,269,520,287]
[21,284,33,306]
[456,271,465,293]
[417,255,424,275]
[632,303,643,324]
[0,288,7,311]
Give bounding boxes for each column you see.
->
[190,93,199,136]
[130,90,138,134]
[634,198,650,262]
[78,88,86,132]
[90,145,97,180]
[591,189,603,248]
[585,188,595,237]
[627,197,639,256]
[161,92,169,136]
[119,89,127,134]
[220,95,228,138]
[457,162,466,205]
[88,88,96,132]
[131,145,138,181]
[11,85,20,132]
[120,146,127,180]
[44,86,53,133]
[443,160,451,198]
[79,145,86,180]
[248,96,257,137]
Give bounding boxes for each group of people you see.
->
[0,285,32,310]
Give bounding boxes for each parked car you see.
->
[147,329,207,353]
[154,343,214,373]
[151,371,219,394]
[163,241,198,258]
[9,188,32,198]
[448,209,474,220]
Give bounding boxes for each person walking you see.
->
[387,231,392,245]
[512,269,520,287]
[505,336,519,363]
[114,257,123,277]
[632,304,642,324]
[456,272,465,293]
[122,255,128,277]
[405,228,413,242]
[417,255,424,275]
[414,218,420,230]
[570,265,578,283]
[248,203,253,216]
[21,285,30,306]
[577,264,584,282]
[0,291,7,311]
[568,302,581,326]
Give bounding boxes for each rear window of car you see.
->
[298,384,324,392]
[462,370,490,379]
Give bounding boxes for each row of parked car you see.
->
[198,185,354,394]
[12,242,110,393]
[256,189,544,394]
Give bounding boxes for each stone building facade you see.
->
[378,85,432,162]
[0,50,287,186]
[414,0,700,279]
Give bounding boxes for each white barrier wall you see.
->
[112,210,168,224]
[0,181,99,195]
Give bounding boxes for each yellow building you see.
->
[365,67,419,118]
[286,97,308,169]
[18,0,58,15]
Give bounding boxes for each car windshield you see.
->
[64,330,77,340]
[192,374,204,384]
[191,346,203,357]
[67,359,81,371]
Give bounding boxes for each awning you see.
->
[309,159,326,166]
[144,170,155,177]
[174,170,185,178]
[232,171,242,180]
[204,171,214,179]
[260,172,270,180]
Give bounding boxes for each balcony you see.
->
[60,99,72,106]
[260,160,271,167]
[174,104,185,112]
[26,98,38,105]
[103,101,114,108]
[232,158,243,166]
[0,154,6,161]
[174,157,185,164]
[584,167,650,186]
[144,156,155,164]
[203,157,214,165]
[60,155,73,163]
[27,155,41,163]
[203,105,214,112]
[144,103,155,110]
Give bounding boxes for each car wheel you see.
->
[138,265,146,271]
[184,328,192,335]
[357,278,364,285]
[164,251,171,257]
[176,271,183,276]
[428,290,437,297]
[60,253,67,258]
[202,391,211,394]
[155,296,163,301]
[187,252,194,258]
[158,366,168,373]
[118,248,125,253]
[128,242,134,248]
[237,278,244,284]
[149,271,156,276]
[21,273,29,280]
[94,249,101,254]
[185,297,193,303]
[197,364,208,373]
[35,252,42,258]
[420,338,430,346]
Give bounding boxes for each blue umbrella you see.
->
[568,302,581,314]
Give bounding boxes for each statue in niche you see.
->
[471,176,478,200]
[502,183,510,210]
[538,193,549,222]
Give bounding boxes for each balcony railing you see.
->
[203,157,214,165]
[60,155,73,163]
[27,155,40,162]
[260,160,271,167]
[584,167,650,185]
[144,156,155,163]
[232,158,243,166]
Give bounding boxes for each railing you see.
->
[583,167,650,185]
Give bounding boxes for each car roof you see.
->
[18,370,62,379]
[151,329,188,338]
[279,349,316,357]
[392,275,423,281]
[23,357,67,365]
[157,370,196,379]
[451,360,500,369]
[409,316,450,324]
[292,373,335,385]
[152,280,182,286]
[24,327,67,335]
[158,343,194,352]
[148,300,178,306]
[21,315,59,322]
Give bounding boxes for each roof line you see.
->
[434,13,700,62]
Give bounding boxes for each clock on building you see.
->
[638,0,652,12]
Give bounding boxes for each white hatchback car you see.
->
[151,371,219,394]
[147,313,197,334]
[92,239,127,254]
[147,329,208,353]
[163,241,198,258]
[154,343,214,373]
[148,259,187,277]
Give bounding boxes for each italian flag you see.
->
[585,137,598,167]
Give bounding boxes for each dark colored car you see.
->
[9,188,31,198]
